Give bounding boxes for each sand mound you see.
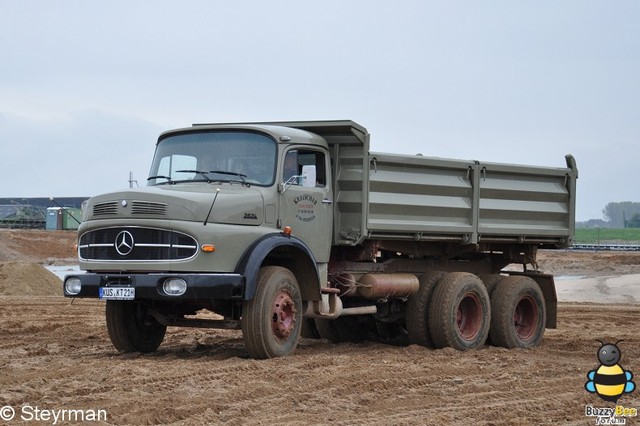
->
[0,262,62,296]
[537,250,640,276]
[0,229,77,264]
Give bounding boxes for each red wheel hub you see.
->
[456,292,482,341]
[513,295,538,341]
[271,290,296,340]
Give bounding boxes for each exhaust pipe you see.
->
[303,273,419,319]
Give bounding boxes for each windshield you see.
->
[147,131,277,186]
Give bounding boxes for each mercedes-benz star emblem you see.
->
[115,230,135,256]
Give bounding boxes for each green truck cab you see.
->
[64,121,578,359]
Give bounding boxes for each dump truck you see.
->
[63,120,578,359]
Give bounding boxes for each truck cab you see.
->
[64,122,351,358]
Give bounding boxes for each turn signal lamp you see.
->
[201,244,216,253]
[283,226,292,236]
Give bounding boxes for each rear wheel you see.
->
[489,276,546,348]
[406,271,445,348]
[105,301,166,353]
[241,266,302,359]
[428,273,491,351]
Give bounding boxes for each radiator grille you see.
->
[79,227,198,261]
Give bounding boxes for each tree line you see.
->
[602,202,640,228]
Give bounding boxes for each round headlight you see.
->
[162,278,187,296]
[65,277,82,295]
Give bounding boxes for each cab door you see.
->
[278,148,333,263]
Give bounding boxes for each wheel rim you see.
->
[456,292,482,341]
[271,290,297,341]
[513,295,538,341]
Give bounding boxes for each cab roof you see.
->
[191,120,368,146]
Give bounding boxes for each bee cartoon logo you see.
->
[585,340,635,403]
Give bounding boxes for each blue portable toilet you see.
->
[46,207,62,230]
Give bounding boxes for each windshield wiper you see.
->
[169,170,250,186]
[207,170,249,186]
[147,175,173,185]
[175,170,213,183]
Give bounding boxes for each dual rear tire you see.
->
[427,273,491,351]
[489,276,546,348]
[406,272,546,350]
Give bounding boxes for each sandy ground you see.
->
[1,230,640,425]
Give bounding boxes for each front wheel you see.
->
[241,266,303,359]
[105,301,166,353]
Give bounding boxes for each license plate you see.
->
[99,287,135,300]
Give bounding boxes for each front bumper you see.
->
[63,272,245,300]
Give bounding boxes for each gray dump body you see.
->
[260,121,577,249]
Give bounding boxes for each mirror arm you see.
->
[278,175,304,193]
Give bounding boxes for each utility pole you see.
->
[129,171,138,188]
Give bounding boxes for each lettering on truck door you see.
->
[279,148,333,263]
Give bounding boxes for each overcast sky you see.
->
[1,1,638,221]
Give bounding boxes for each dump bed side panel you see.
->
[477,162,574,244]
[363,152,576,248]
[367,153,476,242]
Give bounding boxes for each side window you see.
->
[283,150,326,187]
[283,151,299,183]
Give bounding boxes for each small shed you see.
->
[46,208,63,230]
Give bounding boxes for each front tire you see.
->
[428,273,491,351]
[241,266,303,359]
[105,301,166,353]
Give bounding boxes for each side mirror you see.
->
[301,165,316,188]
[278,165,317,192]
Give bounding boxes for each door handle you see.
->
[322,198,333,205]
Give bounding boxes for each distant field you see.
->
[575,228,640,244]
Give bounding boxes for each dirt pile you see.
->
[0,229,77,264]
[0,262,62,296]
[0,230,74,296]
[537,249,640,276]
